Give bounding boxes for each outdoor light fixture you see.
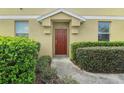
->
[19,8,23,10]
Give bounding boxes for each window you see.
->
[98,21,110,41]
[16,21,29,37]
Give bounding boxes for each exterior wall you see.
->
[110,20,124,41]
[0,20,15,36]
[0,8,55,15]
[71,17,80,26]
[69,20,98,57]
[1,19,124,57]
[1,9,124,57]
[1,8,124,16]
[68,8,124,16]
[51,13,71,20]
[70,20,98,43]
[42,18,51,26]
[29,19,53,57]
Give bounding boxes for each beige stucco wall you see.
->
[70,20,98,43]
[1,8,124,16]
[1,10,124,57]
[0,19,124,57]
[29,19,53,57]
[0,8,55,15]
[0,20,15,36]
[69,20,98,57]
[110,20,124,41]
[51,13,71,20]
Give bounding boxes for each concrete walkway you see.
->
[51,56,124,84]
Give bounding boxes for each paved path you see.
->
[51,56,124,84]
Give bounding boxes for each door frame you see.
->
[53,22,69,56]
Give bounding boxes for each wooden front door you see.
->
[55,29,67,55]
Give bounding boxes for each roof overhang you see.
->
[37,8,86,22]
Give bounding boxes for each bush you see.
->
[41,68,58,83]
[71,41,124,60]
[0,36,40,83]
[76,47,124,73]
[36,56,51,73]
[36,56,57,84]
[36,56,79,84]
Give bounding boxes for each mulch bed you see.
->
[35,72,64,84]
[35,72,46,84]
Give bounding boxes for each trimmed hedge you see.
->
[71,41,124,60]
[0,36,40,83]
[76,47,124,73]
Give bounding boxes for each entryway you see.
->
[53,22,69,56]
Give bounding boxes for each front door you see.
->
[55,29,67,55]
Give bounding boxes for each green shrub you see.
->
[36,56,79,84]
[76,47,124,73]
[71,41,124,60]
[41,68,58,83]
[36,56,51,73]
[36,56,57,83]
[0,36,40,83]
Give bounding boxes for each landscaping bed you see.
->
[35,56,63,84]
[35,56,79,84]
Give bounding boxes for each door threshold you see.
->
[54,55,68,57]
